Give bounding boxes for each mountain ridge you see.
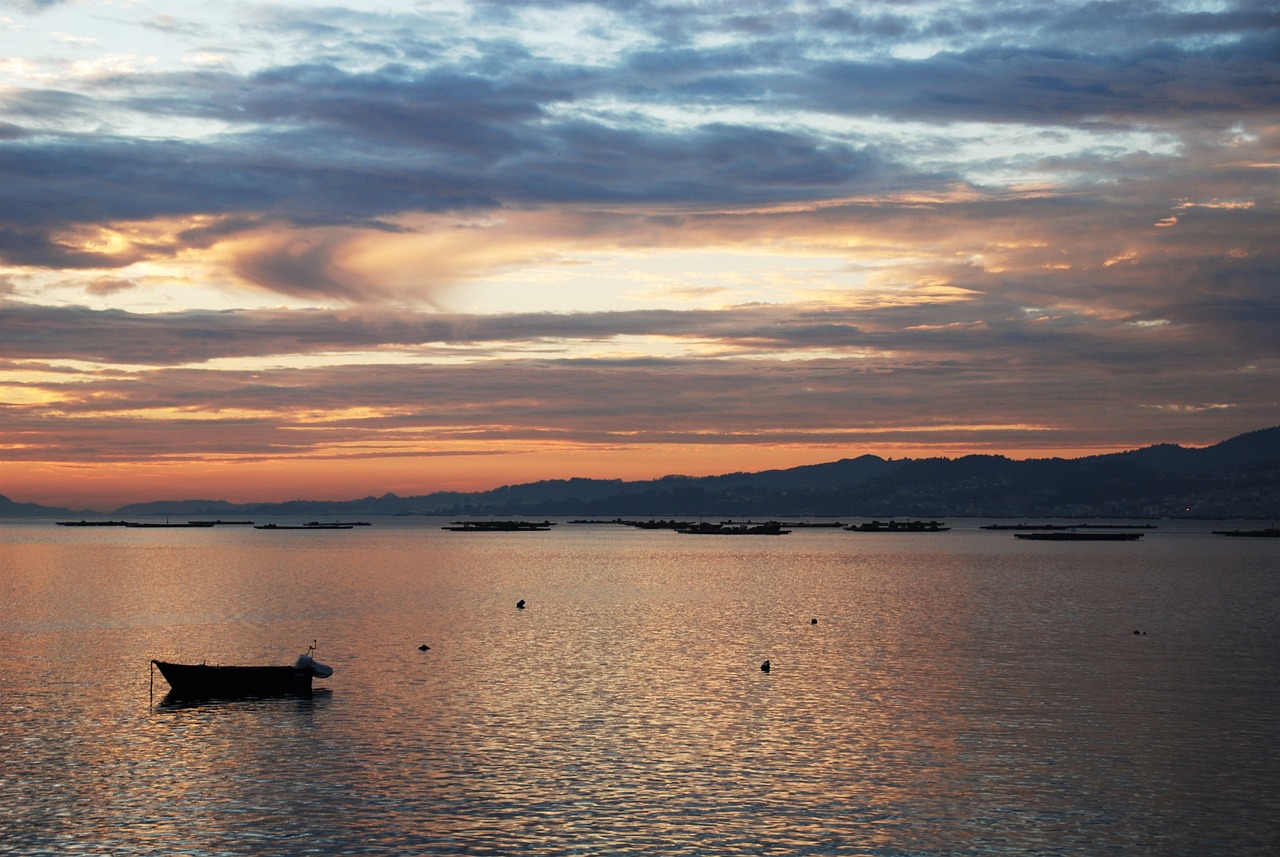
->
[5,426,1278,519]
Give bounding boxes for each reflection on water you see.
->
[1,519,1278,855]
[154,687,334,711]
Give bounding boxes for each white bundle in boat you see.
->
[295,652,334,678]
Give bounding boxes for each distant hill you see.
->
[1070,425,1269,475]
[4,426,1278,519]
[0,495,87,519]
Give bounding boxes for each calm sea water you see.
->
[1,517,1277,856]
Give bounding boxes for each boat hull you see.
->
[152,660,314,698]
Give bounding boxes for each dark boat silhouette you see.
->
[1212,528,1280,538]
[677,521,791,535]
[125,521,216,528]
[1014,531,1144,541]
[846,520,950,532]
[151,645,333,699]
[983,523,1157,531]
[442,520,555,531]
[56,520,131,526]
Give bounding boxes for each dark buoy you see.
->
[516,599,526,609]
[810,618,818,625]
[760,659,771,673]
[418,644,430,651]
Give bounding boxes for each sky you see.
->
[1,0,1278,511]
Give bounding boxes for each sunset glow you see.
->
[2,1,1277,510]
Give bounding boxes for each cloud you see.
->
[0,2,1272,290]
[4,327,1274,470]
[3,281,1276,372]
[803,39,1280,127]
[0,0,1276,500]
[84,276,138,296]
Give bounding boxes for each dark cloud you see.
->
[231,234,360,302]
[0,63,908,275]
[803,40,1280,125]
[3,293,1276,374]
[0,227,128,269]
[234,64,560,150]
[0,2,1273,271]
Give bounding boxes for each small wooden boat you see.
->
[151,645,333,699]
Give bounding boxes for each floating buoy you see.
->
[418,644,430,651]
[810,618,818,625]
[516,599,526,609]
[760,659,771,672]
